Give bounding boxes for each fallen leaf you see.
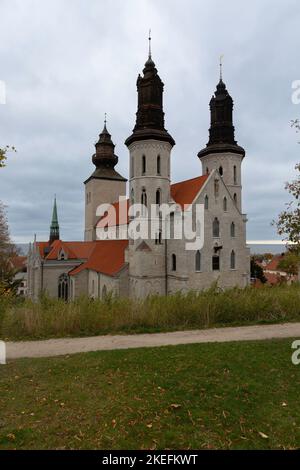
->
[258,431,269,439]
[170,404,181,409]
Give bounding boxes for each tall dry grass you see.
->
[1,283,300,340]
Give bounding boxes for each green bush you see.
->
[1,283,300,340]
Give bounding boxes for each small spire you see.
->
[148,29,152,59]
[104,112,107,129]
[219,54,224,81]
[49,196,60,244]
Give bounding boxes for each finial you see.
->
[219,54,224,81]
[148,29,152,59]
[103,112,107,130]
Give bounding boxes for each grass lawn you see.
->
[0,339,300,450]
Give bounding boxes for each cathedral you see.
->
[27,45,250,301]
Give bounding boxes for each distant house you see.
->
[10,255,27,296]
[264,254,297,285]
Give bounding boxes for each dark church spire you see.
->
[125,35,175,147]
[198,66,245,159]
[85,116,127,183]
[49,196,59,244]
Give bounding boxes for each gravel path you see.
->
[4,322,300,360]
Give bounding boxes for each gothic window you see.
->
[213,217,220,238]
[230,250,236,269]
[157,155,161,175]
[171,254,177,271]
[131,188,134,205]
[204,195,209,210]
[155,230,162,245]
[141,188,147,214]
[212,255,220,271]
[223,197,227,211]
[233,165,237,185]
[142,155,146,175]
[234,193,237,205]
[195,250,201,272]
[214,179,219,198]
[58,273,68,301]
[219,166,223,177]
[170,212,175,239]
[156,189,161,206]
[231,222,236,238]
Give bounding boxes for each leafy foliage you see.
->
[0,202,21,294]
[250,258,267,283]
[0,145,16,168]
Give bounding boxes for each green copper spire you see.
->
[49,196,60,244]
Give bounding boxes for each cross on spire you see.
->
[219,54,224,81]
[148,29,152,59]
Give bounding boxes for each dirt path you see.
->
[4,322,300,360]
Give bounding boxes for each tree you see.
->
[274,163,300,249]
[0,145,16,168]
[277,251,299,278]
[0,146,20,293]
[250,258,267,283]
[0,202,21,293]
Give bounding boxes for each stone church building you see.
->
[27,48,250,301]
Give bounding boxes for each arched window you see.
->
[156,189,161,206]
[195,250,201,272]
[223,197,227,212]
[171,254,177,271]
[212,255,220,271]
[142,155,146,175]
[131,188,134,205]
[233,165,237,185]
[204,195,209,210]
[214,179,219,197]
[219,166,223,177]
[58,274,68,301]
[206,167,209,174]
[234,193,237,205]
[141,188,147,212]
[213,217,220,238]
[131,156,134,177]
[231,222,236,238]
[157,155,161,174]
[155,230,162,245]
[170,212,175,239]
[230,250,236,269]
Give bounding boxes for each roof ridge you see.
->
[171,174,208,186]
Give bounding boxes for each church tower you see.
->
[84,120,127,241]
[198,67,245,212]
[125,36,175,298]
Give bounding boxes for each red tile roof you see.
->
[171,175,209,209]
[36,241,96,260]
[264,254,285,272]
[95,175,209,229]
[69,240,128,276]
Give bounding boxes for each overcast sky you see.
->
[0,0,299,243]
